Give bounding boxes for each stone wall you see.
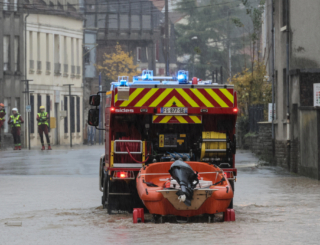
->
[243,122,290,167]
[244,122,273,160]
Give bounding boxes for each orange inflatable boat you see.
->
[136,161,233,218]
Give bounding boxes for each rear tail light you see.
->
[233,108,238,113]
[113,171,135,179]
[110,107,115,112]
[224,172,234,179]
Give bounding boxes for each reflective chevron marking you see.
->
[114,88,234,108]
[152,115,202,124]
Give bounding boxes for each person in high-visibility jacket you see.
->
[37,106,52,150]
[8,108,24,150]
[0,103,6,147]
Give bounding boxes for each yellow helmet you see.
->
[39,106,45,110]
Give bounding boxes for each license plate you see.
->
[161,107,188,114]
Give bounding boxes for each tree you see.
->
[175,0,248,81]
[230,61,271,117]
[97,43,138,83]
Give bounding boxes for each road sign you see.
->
[314,83,320,106]
[26,105,31,113]
[268,103,276,122]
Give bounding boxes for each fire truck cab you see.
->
[88,70,238,214]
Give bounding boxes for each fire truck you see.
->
[88,70,238,215]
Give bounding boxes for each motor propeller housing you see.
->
[168,160,199,206]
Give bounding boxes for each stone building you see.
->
[82,0,177,144]
[25,2,84,147]
[263,0,320,179]
[0,1,25,148]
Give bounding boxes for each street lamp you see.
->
[191,36,198,77]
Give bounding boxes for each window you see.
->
[3,0,8,10]
[13,0,17,11]
[155,41,159,62]
[84,46,90,64]
[282,0,288,27]
[37,33,41,70]
[37,94,42,113]
[76,96,80,133]
[30,95,34,133]
[46,95,50,132]
[15,98,20,114]
[46,34,49,62]
[3,36,9,71]
[4,98,9,133]
[64,96,68,133]
[283,68,287,120]
[29,32,33,60]
[70,96,75,133]
[14,37,19,72]
[54,34,60,65]
[71,38,74,66]
[76,39,79,66]
[64,36,67,65]
[137,47,141,61]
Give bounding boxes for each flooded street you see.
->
[1,147,320,245]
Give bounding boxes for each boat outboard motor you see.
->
[169,160,199,206]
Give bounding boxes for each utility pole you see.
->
[63,84,74,147]
[23,13,30,150]
[165,0,169,75]
[21,79,33,150]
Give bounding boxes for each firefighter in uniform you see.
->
[0,103,6,147]
[8,108,24,150]
[37,106,52,150]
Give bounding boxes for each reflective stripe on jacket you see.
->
[10,114,21,127]
[0,109,5,121]
[37,112,49,126]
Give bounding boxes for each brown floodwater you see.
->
[0,147,319,244]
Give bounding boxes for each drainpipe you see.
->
[286,0,291,168]
[271,0,275,157]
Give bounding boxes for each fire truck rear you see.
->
[88,70,238,214]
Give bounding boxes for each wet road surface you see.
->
[1,146,320,245]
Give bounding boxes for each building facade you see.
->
[0,2,25,148]
[264,0,320,179]
[82,0,177,144]
[25,7,83,147]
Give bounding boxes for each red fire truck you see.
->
[88,70,238,215]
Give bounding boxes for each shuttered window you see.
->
[37,94,41,113]
[30,95,34,133]
[70,96,75,133]
[46,95,50,132]
[76,96,80,133]
[64,96,68,133]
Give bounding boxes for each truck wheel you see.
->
[102,173,109,209]
[228,180,234,209]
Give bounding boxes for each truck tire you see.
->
[102,172,109,209]
[228,180,234,209]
